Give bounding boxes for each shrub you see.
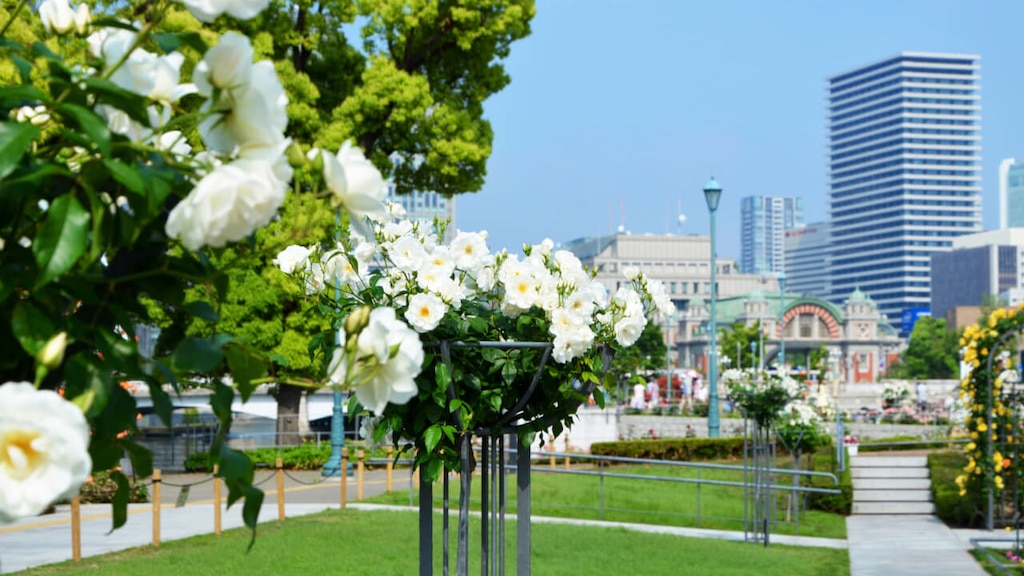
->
[590,438,747,462]
[929,450,978,527]
[78,471,149,504]
[805,445,852,515]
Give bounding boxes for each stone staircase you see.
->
[851,454,935,514]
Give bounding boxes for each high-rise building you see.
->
[827,52,982,325]
[784,221,831,299]
[930,228,1024,322]
[740,196,803,274]
[1000,158,1024,228]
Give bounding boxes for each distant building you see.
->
[385,185,455,239]
[826,52,982,325]
[784,221,831,299]
[565,233,778,354]
[1000,159,1024,229]
[740,196,803,274]
[677,288,902,384]
[930,229,1024,320]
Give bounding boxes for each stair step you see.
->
[851,456,927,468]
[853,478,931,490]
[851,467,929,479]
[853,501,935,514]
[853,489,932,502]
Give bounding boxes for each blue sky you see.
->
[456,0,1024,261]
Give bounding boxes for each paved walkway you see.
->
[0,468,1005,575]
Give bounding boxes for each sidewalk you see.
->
[847,515,990,576]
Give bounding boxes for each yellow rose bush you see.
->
[955,304,1024,523]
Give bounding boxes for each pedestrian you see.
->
[915,381,928,413]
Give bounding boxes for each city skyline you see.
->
[454,1,1024,266]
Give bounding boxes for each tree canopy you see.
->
[893,316,959,379]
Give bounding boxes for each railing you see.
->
[411,449,841,537]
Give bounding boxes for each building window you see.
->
[799,315,813,338]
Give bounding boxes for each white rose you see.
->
[328,307,423,415]
[193,32,253,95]
[614,314,646,347]
[0,382,91,523]
[450,230,489,271]
[165,159,285,251]
[199,60,288,153]
[388,235,427,274]
[404,293,447,333]
[274,245,310,274]
[39,0,75,34]
[176,0,270,23]
[317,142,388,237]
[72,3,90,34]
[622,266,640,280]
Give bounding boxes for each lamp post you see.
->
[665,308,678,402]
[323,214,351,479]
[703,177,722,438]
[778,271,787,377]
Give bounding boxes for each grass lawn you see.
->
[12,509,849,576]
[370,462,847,540]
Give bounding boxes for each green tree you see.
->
[718,321,763,371]
[898,316,959,379]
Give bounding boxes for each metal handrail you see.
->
[526,450,841,489]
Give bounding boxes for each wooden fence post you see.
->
[564,432,571,470]
[340,448,348,509]
[276,457,285,521]
[152,469,161,547]
[386,446,394,493]
[71,494,81,561]
[357,450,365,501]
[213,464,222,535]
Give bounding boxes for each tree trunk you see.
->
[276,383,303,446]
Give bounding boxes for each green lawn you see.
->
[371,462,848,539]
[13,509,849,576]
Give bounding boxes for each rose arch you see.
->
[957,304,1024,529]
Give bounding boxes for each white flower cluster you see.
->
[278,206,672,368]
[33,1,291,253]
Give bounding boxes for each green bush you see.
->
[78,470,149,504]
[590,438,747,462]
[929,450,978,527]
[859,436,959,453]
[185,443,331,472]
[805,445,852,515]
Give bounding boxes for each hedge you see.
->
[590,438,747,462]
[805,445,852,515]
[78,470,149,504]
[184,443,409,472]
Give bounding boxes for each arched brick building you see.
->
[677,288,903,384]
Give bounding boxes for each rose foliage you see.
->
[278,194,675,482]
[0,0,301,530]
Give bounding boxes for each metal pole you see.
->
[708,205,720,437]
[779,273,787,377]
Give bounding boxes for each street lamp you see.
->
[703,177,722,438]
[665,307,678,402]
[778,271,787,377]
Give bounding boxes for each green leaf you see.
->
[58,103,111,156]
[210,381,234,428]
[64,353,113,418]
[102,158,146,195]
[109,470,130,531]
[424,458,443,483]
[30,41,60,61]
[33,195,90,288]
[152,31,208,55]
[217,445,254,487]
[83,77,150,127]
[184,301,219,322]
[171,337,224,373]
[423,424,442,454]
[240,484,264,546]
[11,54,32,83]
[224,345,266,402]
[0,84,44,104]
[121,438,154,479]
[10,300,54,357]
[146,378,174,427]
[0,122,39,179]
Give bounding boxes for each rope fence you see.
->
[66,447,406,561]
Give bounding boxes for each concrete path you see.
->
[847,514,989,576]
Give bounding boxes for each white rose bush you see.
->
[277,153,674,480]
[0,0,292,530]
